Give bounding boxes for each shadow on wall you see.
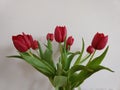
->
[0,45,53,90]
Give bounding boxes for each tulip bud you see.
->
[46,33,54,41]
[31,40,38,50]
[54,26,67,43]
[91,32,108,50]
[87,45,95,54]
[66,36,74,46]
[66,36,74,50]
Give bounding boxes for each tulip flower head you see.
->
[46,33,54,41]
[54,26,67,43]
[66,36,74,50]
[31,40,38,50]
[92,32,108,50]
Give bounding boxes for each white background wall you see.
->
[0,0,120,90]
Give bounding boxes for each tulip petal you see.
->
[61,26,67,42]
[13,40,28,52]
[22,32,31,48]
[55,28,62,42]
[97,36,108,50]
[92,33,101,49]
[32,40,38,50]
[54,26,67,43]
[27,35,34,45]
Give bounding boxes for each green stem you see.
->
[59,43,62,54]
[79,54,90,64]
[27,51,34,57]
[87,50,96,65]
[59,43,66,69]
[55,86,74,90]
[74,38,85,65]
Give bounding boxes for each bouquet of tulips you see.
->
[8,26,113,90]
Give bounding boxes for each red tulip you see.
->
[66,36,74,46]
[92,32,108,50]
[66,36,74,50]
[31,40,38,50]
[46,33,54,41]
[54,26,67,43]
[87,45,94,54]
[12,33,31,52]
[12,32,38,52]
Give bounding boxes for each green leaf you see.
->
[74,38,85,65]
[56,62,63,75]
[43,40,55,69]
[93,65,114,72]
[20,52,56,77]
[47,40,52,50]
[88,46,109,67]
[68,65,93,86]
[59,43,67,69]
[79,54,91,64]
[71,46,111,88]
[54,76,67,87]
[43,48,55,68]
[64,51,80,71]
[68,65,93,77]
[33,66,53,76]
[71,65,113,88]
[7,55,23,59]
[71,69,92,88]
[8,53,55,77]
[38,41,44,58]
[43,48,52,62]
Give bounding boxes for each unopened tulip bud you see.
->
[46,33,54,41]
[87,45,95,54]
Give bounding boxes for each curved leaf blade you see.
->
[88,46,109,68]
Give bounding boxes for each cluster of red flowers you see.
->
[12,26,108,54]
[47,26,74,50]
[12,26,74,52]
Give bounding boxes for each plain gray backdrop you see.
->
[0,0,120,90]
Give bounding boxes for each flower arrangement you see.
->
[8,26,113,90]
